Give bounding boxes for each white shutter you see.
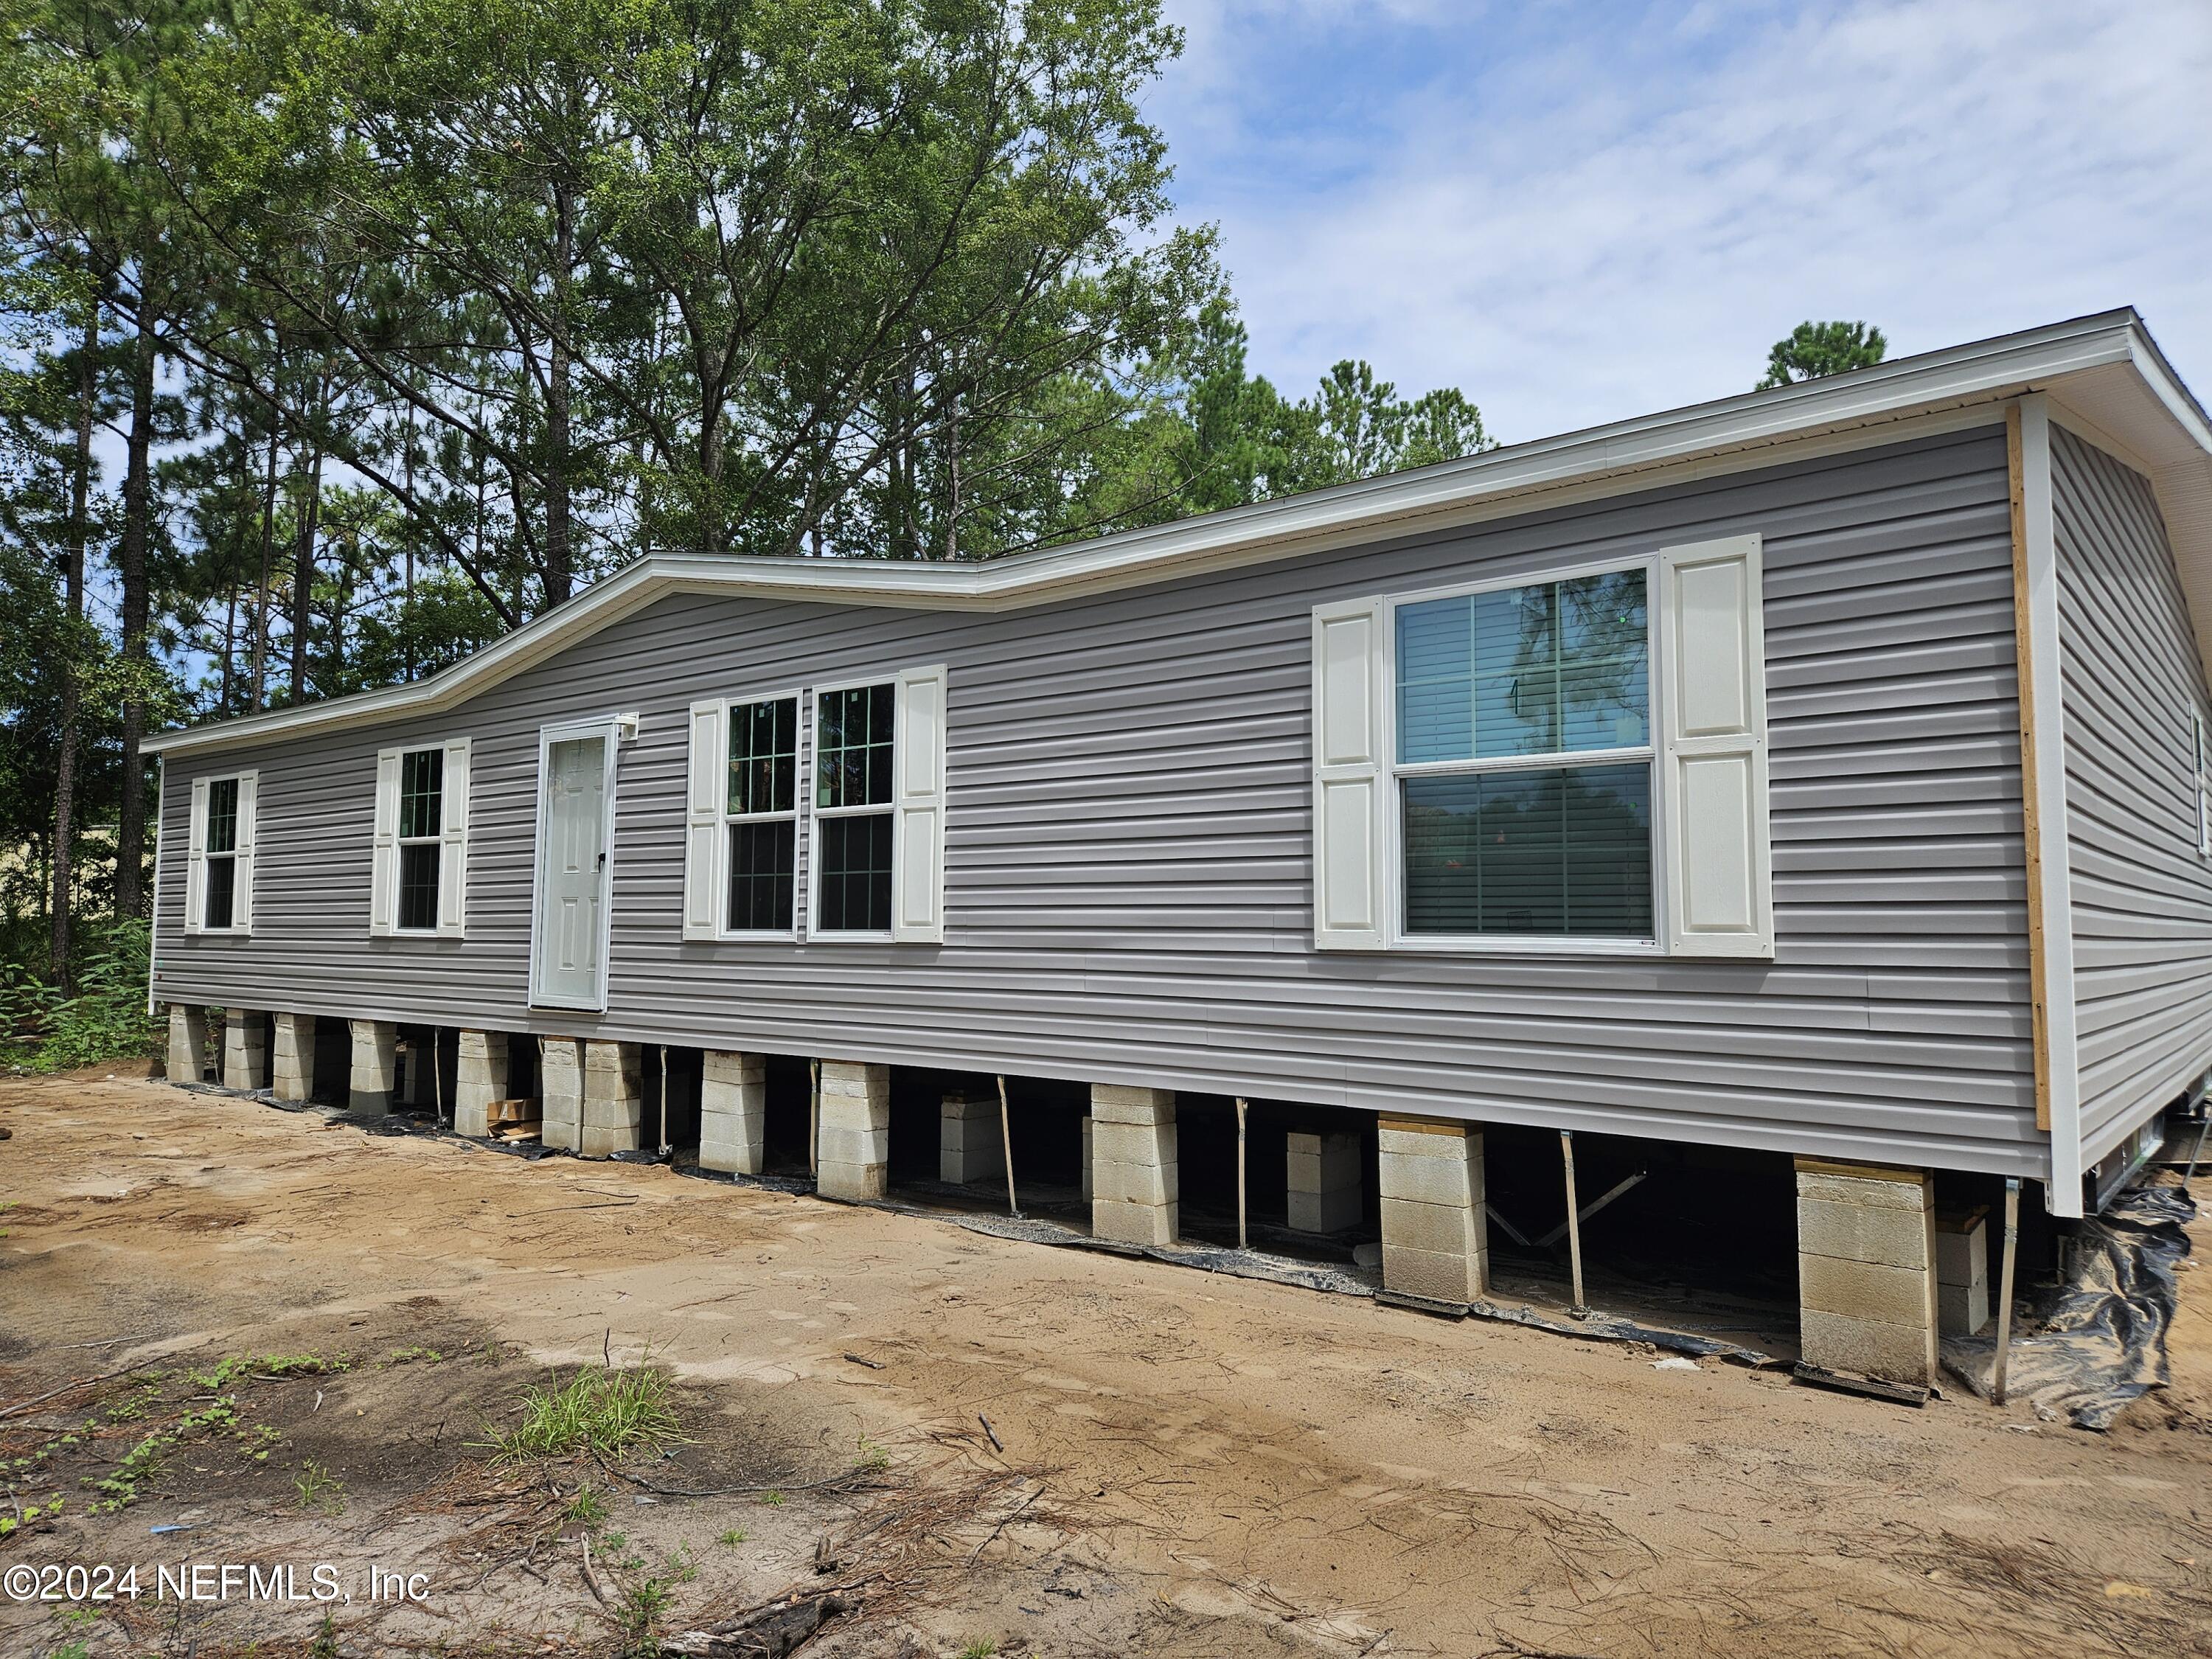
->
[891,664,949,944]
[437,737,470,936]
[185,776,209,936]
[232,770,257,934]
[1660,534,1773,957]
[682,699,727,940]
[369,748,401,936]
[1311,597,1388,950]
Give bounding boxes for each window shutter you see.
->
[437,737,470,936]
[370,748,401,936]
[232,771,258,934]
[1311,597,1388,950]
[1660,534,1773,957]
[682,699,727,940]
[185,776,209,936]
[892,664,949,944]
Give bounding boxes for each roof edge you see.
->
[147,308,2200,759]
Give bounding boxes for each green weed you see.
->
[293,1461,345,1514]
[565,1484,608,1526]
[481,1365,683,1464]
[717,1527,748,1547]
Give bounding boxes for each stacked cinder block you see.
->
[1377,1116,1486,1303]
[1091,1085,1177,1247]
[271,1013,315,1102]
[221,1010,267,1091]
[453,1030,509,1138]
[581,1040,644,1158]
[167,1005,208,1085]
[1287,1130,1362,1234]
[939,1091,1004,1185]
[816,1061,891,1200]
[348,1020,397,1114]
[1936,1207,1991,1336]
[540,1037,584,1150]
[699,1050,766,1175]
[1794,1158,1938,1385]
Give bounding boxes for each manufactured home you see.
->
[147,310,2212,1391]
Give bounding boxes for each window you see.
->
[2195,710,2211,858]
[815,684,896,933]
[726,696,799,932]
[186,770,257,935]
[397,748,444,931]
[682,666,947,945]
[372,738,469,937]
[1393,568,1654,939]
[204,776,241,930]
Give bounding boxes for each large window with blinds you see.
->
[1393,566,1655,941]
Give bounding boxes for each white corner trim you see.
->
[143,310,2205,762]
[2020,394,2084,1217]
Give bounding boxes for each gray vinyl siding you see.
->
[2053,424,2212,1165]
[154,425,2044,1178]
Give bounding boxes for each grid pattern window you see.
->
[726,696,799,931]
[396,748,445,931]
[815,684,895,932]
[203,776,240,931]
[1394,568,1655,939]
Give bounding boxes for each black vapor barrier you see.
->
[1944,1183,2197,1430]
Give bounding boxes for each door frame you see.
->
[528,714,622,1012]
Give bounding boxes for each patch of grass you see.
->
[854,1436,890,1472]
[959,1641,1000,1659]
[310,1613,341,1659]
[383,1345,445,1367]
[293,1461,345,1514]
[618,1573,676,1654]
[481,1364,684,1464]
[758,1489,784,1507]
[664,1545,697,1585]
[717,1527,748,1547]
[188,1352,346,1389]
[565,1484,608,1527]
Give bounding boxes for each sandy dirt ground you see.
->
[3,1070,2211,1658]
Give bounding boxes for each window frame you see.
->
[807,672,900,940]
[716,685,807,942]
[392,745,446,935]
[1380,554,1669,956]
[189,769,257,938]
[2194,706,2211,860]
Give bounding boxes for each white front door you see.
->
[533,731,611,1008]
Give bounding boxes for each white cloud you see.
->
[1153,0,2212,441]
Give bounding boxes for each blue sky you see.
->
[1147,0,2212,445]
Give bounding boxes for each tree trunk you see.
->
[543,178,575,607]
[114,283,158,919]
[250,420,279,712]
[288,445,324,703]
[47,303,98,978]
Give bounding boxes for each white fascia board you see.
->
[149,310,2205,760]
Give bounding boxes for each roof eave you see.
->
[146,308,2199,759]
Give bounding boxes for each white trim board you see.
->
[145,310,2212,761]
[2018,396,2085,1218]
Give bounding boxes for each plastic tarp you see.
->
[1944,1183,2196,1430]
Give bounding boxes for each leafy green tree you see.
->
[1756,320,1888,389]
